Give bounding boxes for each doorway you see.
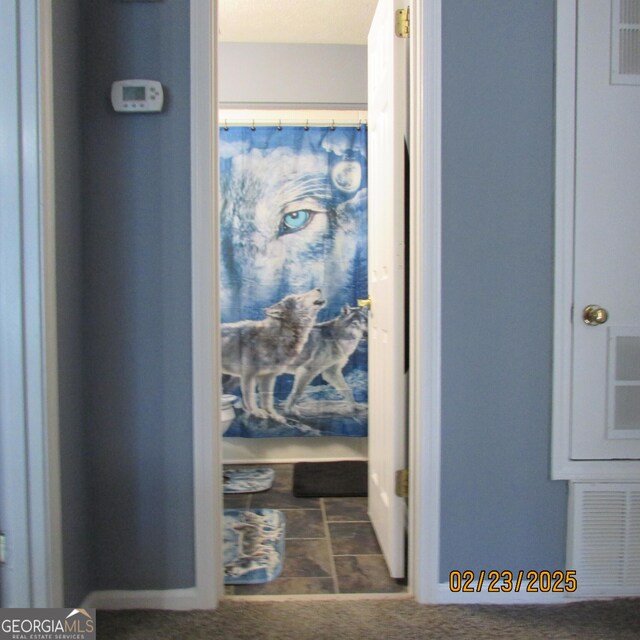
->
[216,1,404,597]
[189,0,441,607]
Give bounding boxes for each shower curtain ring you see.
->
[304,120,309,131]
[251,120,256,131]
[224,119,229,131]
[277,119,282,131]
[330,119,336,131]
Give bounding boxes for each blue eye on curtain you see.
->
[279,209,314,235]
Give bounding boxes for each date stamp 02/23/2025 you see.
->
[449,570,578,594]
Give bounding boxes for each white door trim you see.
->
[552,0,640,482]
[190,0,443,605]
[190,0,222,609]
[409,0,442,604]
[33,0,64,608]
[0,0,63,608]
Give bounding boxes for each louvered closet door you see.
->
[570,0,640,459]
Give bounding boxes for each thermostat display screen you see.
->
[123,86,145,101]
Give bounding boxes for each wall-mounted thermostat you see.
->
[111,80,164,113]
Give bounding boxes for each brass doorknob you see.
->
[357,296,371,309]
[583,305,609,326]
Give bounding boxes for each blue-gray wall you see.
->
[52,0,91,606]
[439,0,567,580]
[54,0,567,597]
[81,0,194,590]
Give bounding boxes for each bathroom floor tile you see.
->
[328,522,382,556]
[270,464,294,488]
[279,538,332,578]
[222,493,251,509]
[250,487,320,510]
[222,462,406,596]
[323,497,369,522]
[282,509,325,539]
[334,555,405,594]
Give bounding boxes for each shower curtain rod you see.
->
[219,118,367,130]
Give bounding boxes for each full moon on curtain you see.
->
[219,125,369,437]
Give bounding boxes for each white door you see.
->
[367,0,407,577]
[571,0,640,459]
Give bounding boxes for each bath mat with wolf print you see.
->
[223,467,275,494]
[223,508,285,584]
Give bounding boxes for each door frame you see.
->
[190,0,443,605]
[551,0,640,482]
[14,0,443,609]
[0,0,63,607]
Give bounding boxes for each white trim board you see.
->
[409,0,442,604]
[0,0,63,608]
[552,0,640,481]
[190,0,221,609]
[32,0,64,608]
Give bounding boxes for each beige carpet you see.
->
[97,598,639,639]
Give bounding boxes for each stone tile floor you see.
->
[224,463,407,596]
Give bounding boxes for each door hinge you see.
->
[0,532,6,565]
[395,469,409,498]
[395,7,410,38]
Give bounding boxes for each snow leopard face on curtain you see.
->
[219,125,368,438]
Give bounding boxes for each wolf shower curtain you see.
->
[220,125,368,437]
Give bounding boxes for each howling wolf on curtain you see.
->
[219,125,368,437]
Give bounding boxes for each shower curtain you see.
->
[220,125,368,437]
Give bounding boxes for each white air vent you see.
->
[607,329,640,437]
[569,483,640,596]
[612,0,640,84]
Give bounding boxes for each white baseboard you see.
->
[82,588,201,610]
[436,581,585,604]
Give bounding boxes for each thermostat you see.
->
[111,80,164,113]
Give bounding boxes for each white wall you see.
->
[219,42,367,107]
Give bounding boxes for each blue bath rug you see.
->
[223,508,285,584]
[223,467,275,494]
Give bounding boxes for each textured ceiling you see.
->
[218,0,378,45]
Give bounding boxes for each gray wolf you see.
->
[220,289,326,423]
[283,305,368,414]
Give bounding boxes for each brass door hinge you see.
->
[395,7,410,38]
[395,469,409,498]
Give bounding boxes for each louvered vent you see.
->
[606,331,640,434]
[569,483,640,595]
[612,0,640,84]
